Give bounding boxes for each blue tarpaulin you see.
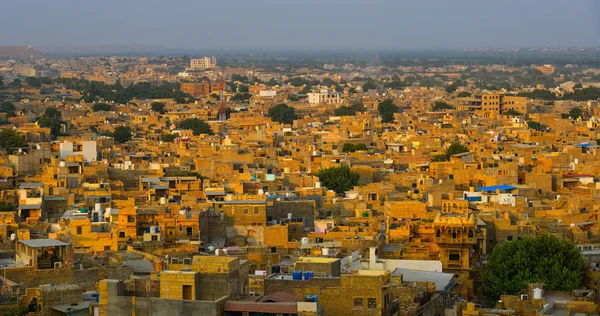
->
[475,184,517,192]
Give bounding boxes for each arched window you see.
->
[468,230,474,238]
[179,225,183,232]
[452,231,457,239]
[436,230,441,238]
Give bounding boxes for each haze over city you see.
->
[1,0,600,50]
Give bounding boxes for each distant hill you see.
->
[0,46,45,59]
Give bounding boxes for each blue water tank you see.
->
[304,271,314,280]
[292,270,303,280]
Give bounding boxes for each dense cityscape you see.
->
[1,2,600,315]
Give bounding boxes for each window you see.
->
[253,207,259,215]
[354,298,363,307]
[452,231,457,239]
[104,246,110,251]
[118,232,125,238]
[243,208,249,215]
[507,235,513,241]
[76,227,82,235]
[368,298,377,309]
[449,253,460,261]
[186,227,193,237]
[468,230,474,238]
[436,230,441,238]
[151,235,158,241]
[179,225,183,232]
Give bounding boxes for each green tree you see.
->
[179,118,213,136]
[161,134,177,142]
[457,91,472,97]
[354,143,368,151]
[266,78,279,86]
[317,165,360,194]
[92,103,112,112]
[0,203,13,212]
[112,126,133,143]
[342,143,356,153]
[322,78,336,86]
[430,143,469,162]
[432,101,453,111]
[377,99,397,123]
[568,107,583,119]
[231,93,252,102]
[503,109,522,116]
[362,80,377,92]
[151,102,166,114]
[38,107,64,137]
[0,101,16,118]
[0,129,28,154]
[482,235,585,302]
[44,107,62,120]
[527,120,548,131]
[334,103,365,116]
[238,85,249,93]
[287,94,300,102]
[268,103,296,125]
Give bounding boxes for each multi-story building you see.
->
[180,79,221,97]
[456,93,527,118]
[190,56,217,70]
[307,89,342,105]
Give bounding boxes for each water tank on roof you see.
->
[322,248,330,256]
[160,197,166,205]
[304,271,314,280]
[80,207,88,213]
[292,270,303,280]
[288,213,293,220]
[301,237,309,245]
[59,161,66,167]
[533,288,543,300]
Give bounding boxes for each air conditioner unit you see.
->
[54,262,62,269]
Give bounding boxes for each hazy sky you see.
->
[1,0,599,50]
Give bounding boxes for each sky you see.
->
[0,0,599,50]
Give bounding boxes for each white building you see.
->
[59,141,97,163]
[307,89,342,105]
[190,56,216,70]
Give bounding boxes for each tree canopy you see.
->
[334,103,365,116]
[482,235,585,302]
[112,126,133,143]
[342,143,368,153]
[92,103,112,112]
[377,99,398,123]
[432,101,453,111]
[268,103,296,125]
[0,129,28,154]
[37,107,64,137]
[317,165,360,194]
[431,142,469,162]
[179,118,213,136]
[0,101,16,118]
[151,102,166,114]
